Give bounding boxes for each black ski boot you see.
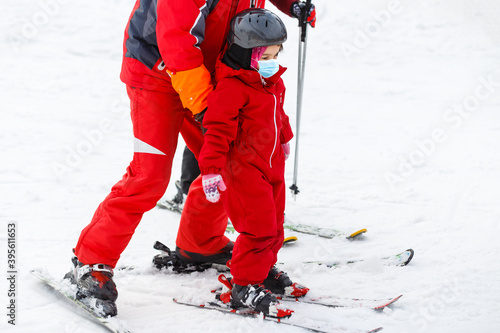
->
[262,266,309,297]
[152,241,232,272]
[65,257,118,316]
[176,241,233,265]
[231,283,293,318]
[152,241,213,273]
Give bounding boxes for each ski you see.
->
[283,235,298,245]
[284,220,367,240]
[173,296,383,333]
[279,294,403,311]
[218,223,300,245]
[156,196,365,242]
[294,249,414,268]
[228,220,365,241]
[130,246,413,274]
[155,200,182,213]
[211,288,402,311]
[211,281,402,311]
[30,269,130,333]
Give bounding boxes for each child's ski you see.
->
[173,296,383,333]
[30,270,130,333]
[279,294,403,311]
[211,282,402,311]
[211,288,402,311]
[294,249,414,268]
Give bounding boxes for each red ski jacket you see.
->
[198,60,293,176]
[120,0,295,92]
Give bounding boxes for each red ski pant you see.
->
[74,85,230,267]
[221,149,286,286]
[175,175,229,254]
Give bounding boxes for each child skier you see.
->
[198,8,308,318]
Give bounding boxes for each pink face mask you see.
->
[251,46,266,69]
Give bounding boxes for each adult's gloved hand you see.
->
[282,142,290,160]
[194,108,207,134]
[202,174,226,203]
[291,1,316,28]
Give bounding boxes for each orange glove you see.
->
[168,64,213,115]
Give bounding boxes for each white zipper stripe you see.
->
[269,94,278,168]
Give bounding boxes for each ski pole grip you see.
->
[300,0,312,42]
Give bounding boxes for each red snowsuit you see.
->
[198,60,293,286]
[74,0,295,267]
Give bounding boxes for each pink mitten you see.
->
[202,174,227,203]
[282,143,290,160]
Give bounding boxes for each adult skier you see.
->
[67,0,316,316]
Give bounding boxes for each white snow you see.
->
[2,0,500,332]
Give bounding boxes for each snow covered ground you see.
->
[2,0,500,332]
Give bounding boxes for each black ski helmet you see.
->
[228,8,287,49]
[224,8,287,69]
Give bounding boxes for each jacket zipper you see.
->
[269,94,278,168]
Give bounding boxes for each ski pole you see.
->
[290,0,312,198]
